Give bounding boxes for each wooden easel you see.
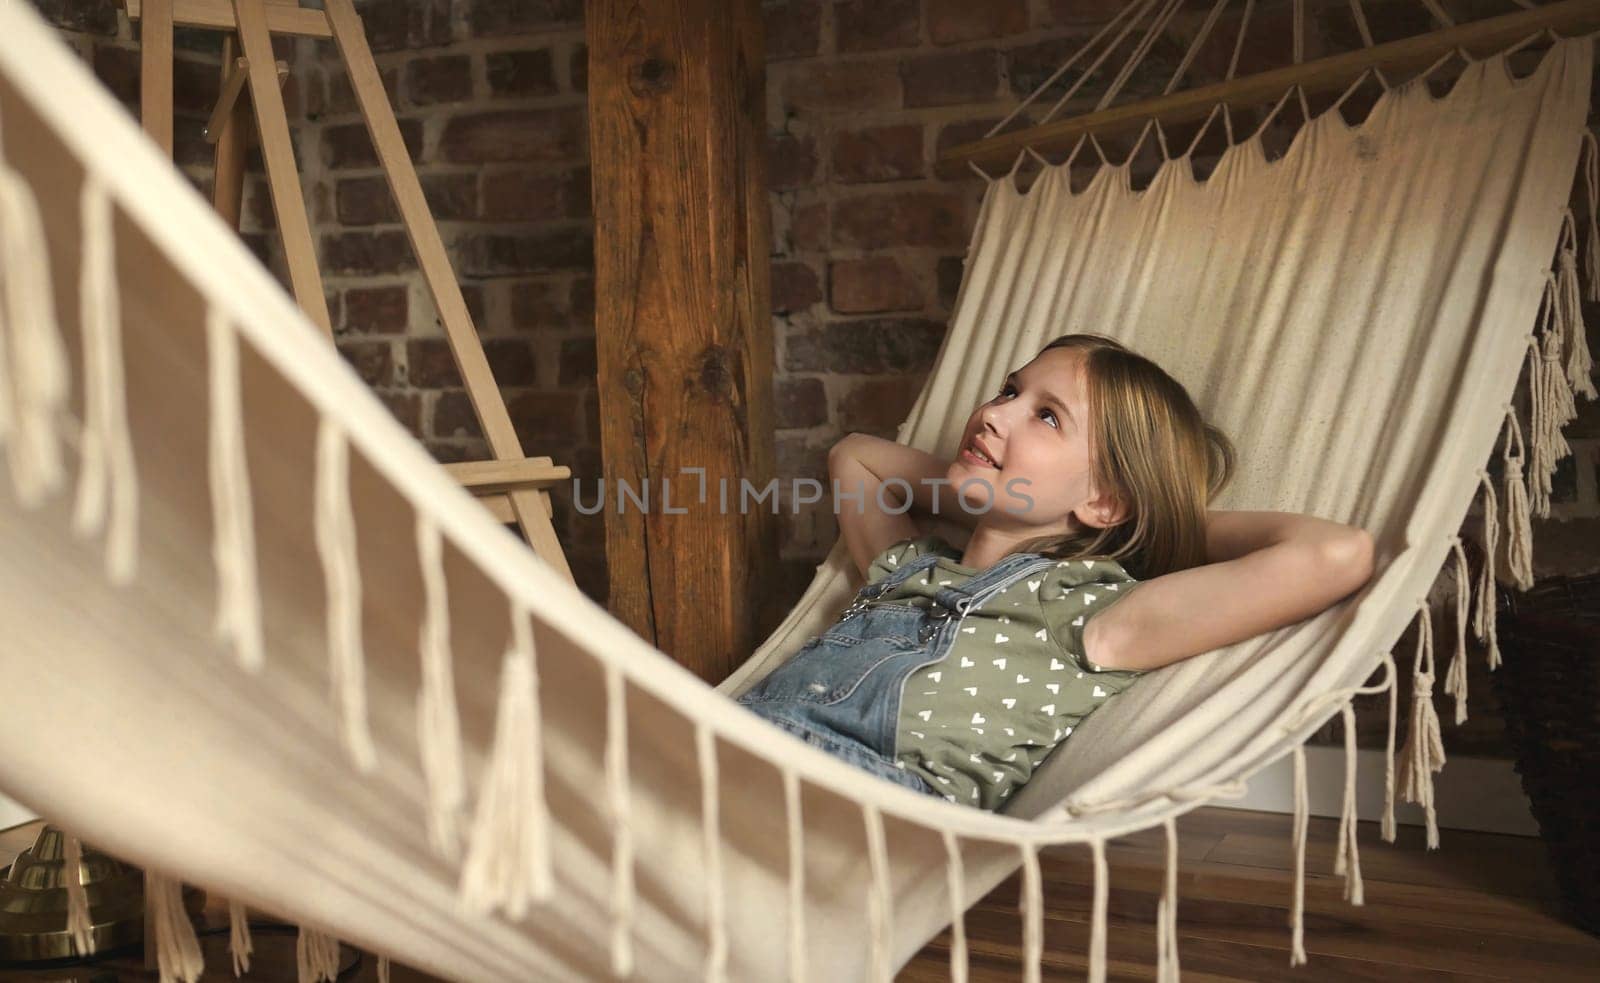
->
[122,0,575,582]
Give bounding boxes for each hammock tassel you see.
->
[72,176,138,584]
[313,419,376,771]
[1018,842,1043,983]
[415,515,464,860]
[1289,744,1308,966]
[228,900,252,976]
[1500,409,1534,590]
[942,830,968,983]
[0,137,68,509]
[295,926,339,983]
[145,871,203,983]
[377,955,390,983]
[206,308,263,673]
[1089,837,1109,983]
[698,725,728,983]
[1396,604,1445,849]
[1474,473,1502,670]
[1333,703,1365,905]
[1557,217,1596,399]
[459,606,553,918]
[1581,131,1600,303]
[1441,539,1472,726]
[784,770,809,983]
[1382,646,1398,843]
[1156,817,1180,983]
[61,833,92,955]
[603,663,635,977]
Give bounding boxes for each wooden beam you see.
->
[323,0,575,583]
[444,457,571,494]
[232,0,333,336]
[122,0,333,38]
[588,0,780,682]
[137,0,173,156]
[209,38,248,227]
[938,0,1600,176]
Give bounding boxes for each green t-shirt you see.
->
[866,535,1146,810]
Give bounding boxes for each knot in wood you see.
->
[696,345,736,400]
[630,56,677,95]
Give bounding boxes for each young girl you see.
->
[737,334,1375,810]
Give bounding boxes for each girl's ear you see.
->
[1074,490,1129,530]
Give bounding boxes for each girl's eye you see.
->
[1040,408,1059,429]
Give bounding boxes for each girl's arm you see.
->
[830,433,973,577]
[1084,511,1375,672]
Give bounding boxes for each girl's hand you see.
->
[1083,511,1375,673]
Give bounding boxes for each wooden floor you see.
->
[3,807,1596,981]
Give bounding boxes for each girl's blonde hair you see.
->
[1012,333,1235,580]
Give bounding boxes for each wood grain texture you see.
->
[136,0,173,156]
[586,0,780,681]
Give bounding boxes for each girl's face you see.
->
[948,347,1118,534]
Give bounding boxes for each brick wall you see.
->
[34,1,1600,757]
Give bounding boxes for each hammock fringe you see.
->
[1441,539,1472,726]
[1395,603,1445,849]
[1334,703,1365,905]
[1018,842,1043,983]
[295,925,340,983]
[1500,408,1535,590]
[785,770,809,983]
[942,830,969,983]
[603,663,635,977]
[228,899,253,977]
[1156,817,1180,983]
[458,606,554,919]
[206,307,263,673]
[1089,837,1109,983]
[314,418,376,772]
[415,514,465,861]
[1473,472,1502,670]
[146,871,204,983]
[0,135,68,509]
[699,725,729,983]
[1288,744,1308,966]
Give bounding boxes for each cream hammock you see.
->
[0,0,1595,979]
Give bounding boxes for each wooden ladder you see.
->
[121,0,575,582]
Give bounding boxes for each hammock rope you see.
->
[228,900,253,976]
[314,418,376,772]
[62,832,92,956]
[415,513,466,860]
[206,306,263,673]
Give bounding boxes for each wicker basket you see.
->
[1493,572,1600,937]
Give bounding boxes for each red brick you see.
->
[837,376,920,434]
[831,192,965,250]
[91,45,139,105]
[407,338,463,388]
[927,0,1026,44]
[327,67,401,116]
[570,42,588,92]
[791,201,828,252]
[405,55,472,105]
[765,0,822,61]
[830,124,923,183]
[380,392,422,435]
[459,228,594,276]
[767,132,818,191]
[901,50,999,108]
[776,377,827,429]
[936,117,1006,159]
[432,390,483,439]
[425,438,485,464]
[486,337,539,385]
[510,279,567,327]
[830,256,922,313]
[507,390,579,450]
[570,276,594,322]
[438,107,586,163]
[771,261,822,315]
[335,173,476,225]
[559,337,596,385]
[466,0,583,38]
[784,318,944,373]
[322,231,417,275]
[480,167,590,221]
[936,255,965,309]
[1042,1,1126,27]
[781,61,900,115]
[40,0,119,35]
[486,49,558,98]
[343,285,409,334]
[322,119,423,169]
[356,0,452,53]
[835,0,919,53]
[775,434,829,482]
[338,340,394,387]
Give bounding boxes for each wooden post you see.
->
[587,0,779,682]
[137,0,173,155]
[209,38,249,228]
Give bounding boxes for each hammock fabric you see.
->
[0,0,1594,978]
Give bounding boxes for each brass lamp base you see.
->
[0,826,147,963]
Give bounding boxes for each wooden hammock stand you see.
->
[120,0,574,583]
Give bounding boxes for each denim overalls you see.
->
[738,547,1061,798]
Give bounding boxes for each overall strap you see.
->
[858,547,943,598]
[932,552,1056,616]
